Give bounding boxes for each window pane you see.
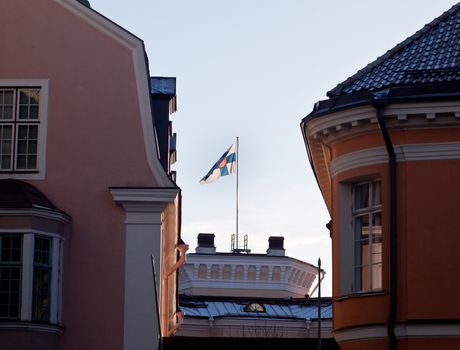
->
[372,181,382,206]
[29,106,39,119]
[19,106,29,119]
[354,183,369,210]
[0,90,14,121]
[32,268,50,321]
[2,141,11,155]
[18,90,40,120]
[1,156,11,170]
[28,140,37,154]
[4,91,13,105]
[1,125,12,139]
[372,263,382,289]
[19,91,29,104]
[3,106,13,120]
[17,140,27,154]
[16,155,26,169]
[29,126,38,139]
[34,237,51,266]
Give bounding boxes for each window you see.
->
[0,235,22,319]
[0,88,40,171]
[33,237,52,321]
[353,181,382,292]
[0,234,62,324]
[0,80,48,180]
[244,303,265,313]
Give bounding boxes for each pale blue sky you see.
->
[91,0,457,296]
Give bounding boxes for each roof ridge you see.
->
[327,2,460,97]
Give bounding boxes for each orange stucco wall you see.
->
[0,1,160,349]
[325,120,460,348]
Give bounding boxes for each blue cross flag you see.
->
[200,143,237,184]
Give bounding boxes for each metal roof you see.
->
[328,2,460,97]
[180,297,332,320]
[0,179,68,216]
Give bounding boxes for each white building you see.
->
[176,234,333,339]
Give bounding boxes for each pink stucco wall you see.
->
[0,1,161,349]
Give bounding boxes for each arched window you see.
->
[244,303,265,313]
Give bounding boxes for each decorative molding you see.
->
[110,188,179,204]
[306,101,460,139]
[54,0,174,187]
[334,323,460,343]
[0,229,64,240]
[0,322,63,335]
[0,208,70,223]
[330,142,460,177]
[395,323,460,338]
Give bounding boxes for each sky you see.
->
[90,0,457,296]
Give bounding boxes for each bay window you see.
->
[0,233,62,324]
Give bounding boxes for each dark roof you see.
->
[328,3,460,97]
[151,77,176,96]
[0,179,64,213]
[77,0,91,8]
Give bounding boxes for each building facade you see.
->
[301,3,460,350]
[0,1,185,349]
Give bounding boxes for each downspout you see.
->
[372,91,397,350]
[167,311,184,336]
[160,243,189,337]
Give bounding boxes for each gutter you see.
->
[372,90,397,350]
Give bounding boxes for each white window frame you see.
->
[0,230,63,325]
[0,80,48,180]
[339,179,383,296]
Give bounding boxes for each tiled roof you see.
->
[328,3,460,97]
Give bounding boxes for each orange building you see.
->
[301,3,460,350]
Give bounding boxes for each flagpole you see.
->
[236,136,239,251]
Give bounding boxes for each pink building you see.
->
[0,1,186,349]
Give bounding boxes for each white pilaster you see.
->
[111,188,179,350]
[50,237,61,325]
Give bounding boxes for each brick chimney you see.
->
[266,236,285,256]
[195,233,216,254]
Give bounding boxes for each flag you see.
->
[200,143,237,184]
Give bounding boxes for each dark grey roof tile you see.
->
[328,3,460,97]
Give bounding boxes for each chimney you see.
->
[266,236,285,256]
[195,233,216,254]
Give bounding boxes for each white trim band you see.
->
[334,323,460,343]
[330,142,460,177]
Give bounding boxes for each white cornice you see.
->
[330,142,460,177]
[0,208,69,223]
[110,188,179,204]
[54,0,175,188]
[304,101,460,140]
